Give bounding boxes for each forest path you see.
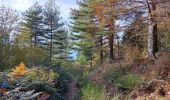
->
[65,74,78,100]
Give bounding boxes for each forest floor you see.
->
[87,51,170,99]
[65,75,78,100]
[1,51,169,100]
[0,66,72,100]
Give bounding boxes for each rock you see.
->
[0,81,14,89]
[30,92,43,99]
[19,90,35,99]
[0,88,48,100]
[0,82,59,100]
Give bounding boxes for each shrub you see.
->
[110,94,121,100]
[11,62,27,77]
[109,68,140,90]
[114,74,140,90]
[81,82,109,100]
[26,67,59,85]
[124,45,145,63]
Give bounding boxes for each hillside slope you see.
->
[88,51,170,99]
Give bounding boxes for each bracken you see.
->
[11,62,27,77]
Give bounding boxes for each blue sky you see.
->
[1,0,78,21]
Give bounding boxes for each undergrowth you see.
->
[81,82,109,100]
[106,67,141,90]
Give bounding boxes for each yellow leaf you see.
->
[11,62,27,77]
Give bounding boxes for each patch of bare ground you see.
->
[65,77,78,100]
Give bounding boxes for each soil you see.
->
[65,77,78,100]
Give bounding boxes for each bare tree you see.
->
[0,4,18,68]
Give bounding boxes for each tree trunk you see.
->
[109,22,114,63]
[30,36,33,66]
[90,42,93,68]
[90,53,93,68]
[100,35,103,63]
[50,21,53,62]
[0,37,3,67]
[147,0,158,59]
[109,33,114,63]
[117,40,120,60]
[34,33,37,65]
[34,22,38,65]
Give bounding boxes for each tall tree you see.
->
[92,0,117,63]
[114,0,160,59]
[21,2,43,46]
[44,0,69,63]
[20,2,44,65]
[0,4,18,68]
[70,0,101,67]
[146,0,158,59]
[122,11,147,50]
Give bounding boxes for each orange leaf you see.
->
[0,88,8,94]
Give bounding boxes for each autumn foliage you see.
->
[11,62,27,77]
[0,88,8,95]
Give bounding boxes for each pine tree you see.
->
[92,0,117,63]
[21,2,44,46]
[20,2,44,65]
[43,0,69,63]
[70,0,102,67]
[52,29,70,63]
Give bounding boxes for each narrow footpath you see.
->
[65,75,78,100]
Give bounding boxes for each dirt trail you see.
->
[65,76,78,100]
